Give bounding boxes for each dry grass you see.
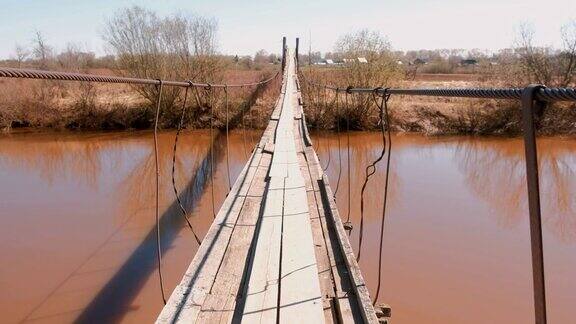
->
[301,68,576,136]
[0,67,279,131]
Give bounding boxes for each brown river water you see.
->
[0,130,574,323]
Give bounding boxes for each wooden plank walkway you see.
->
[157,51,378,324]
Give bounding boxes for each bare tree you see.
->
[331,29,401,128]
[103,6,221,113]
[559,20,576,87]
[32,31,53,69]
[254,49,269,64]
[513,21,576,87]
[57,43,95,71]
[14,44,29,68]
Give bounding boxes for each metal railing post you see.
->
[521,85,547,324]
[281,36,287,72]
[295,37,300,68]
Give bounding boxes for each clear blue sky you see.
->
[0,0,574,59]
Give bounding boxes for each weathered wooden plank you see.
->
[279,181,325,323]
[297,152,338,323]
[199,155,271,323]
[240,177,284,323]
[156,146,263,324]
[318,173,379,324]
[302,146,365,323]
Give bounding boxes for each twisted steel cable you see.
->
[241,99,249,159]
[373,90,393,305]
[206,84,217,219]
[297,76,576,102]
[322,90,339,172]
[153,80,167,305]
[315,85,324,155]
[333,91,343,198]
[344,89,352,226]
[224,86,232,191]
[357,89,389,262]
[0,67,279,89]
[171,84,202,245]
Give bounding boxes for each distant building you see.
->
[460,59,479,66]
[357,57,368,63]
[325,59,334,65]
[412,58,427,65]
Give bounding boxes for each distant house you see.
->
[412,58,427,65]
[325,59,334,65]
[357,57,368,63]
[460,59,479,66]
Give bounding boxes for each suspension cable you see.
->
[316,84,324,156]
[171,83,201,245]
[357,89,389,262]
[344,88,352,225]
[241,89,249,159]
[224,86,232,191]
[206,84,216,219]
[315,85,323,159]
[153,80,167,305]
[250,101,257,149]
[373,89,393,305]
[333,90,343,198]
[0,66,280,88]
[322,88,338,172]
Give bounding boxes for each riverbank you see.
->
[2,72,574,135]
[300,73,576,136]
[0,68,280,131]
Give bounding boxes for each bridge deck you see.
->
[157,53,378,324]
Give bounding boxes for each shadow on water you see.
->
[74,133,228,324]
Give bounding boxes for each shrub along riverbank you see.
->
[300,71,576,136]
[0,69,280,132]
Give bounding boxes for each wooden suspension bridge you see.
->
[2,35,572,324]
[156,51,381,323]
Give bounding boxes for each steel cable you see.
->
[224,86,232,191]
[322,89,339,172]
[317,86,325,170]
[241,89,249,159]
[344,89,352,226]
[206,84,216,219]
[0,67,279,89]
[373,90,393,305]
[171,84,201,245]
[314,84,323,156]
[357,89,389,262]
[333,90,343,198]
[153,80,167,305]
[297,75,576,102]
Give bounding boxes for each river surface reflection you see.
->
[0,130,258,323]
[315,132,575,324]
[0,130,574,323]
